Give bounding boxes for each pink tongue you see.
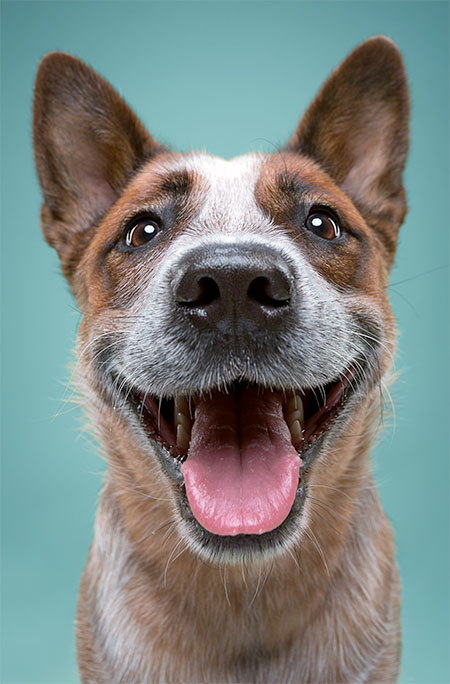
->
[181,387,301,536]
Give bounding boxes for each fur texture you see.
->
[33,36,409,683]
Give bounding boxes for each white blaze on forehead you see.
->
[165,152,270,233]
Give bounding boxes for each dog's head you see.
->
[34,37,409,563]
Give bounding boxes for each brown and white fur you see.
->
[33,36,409,683]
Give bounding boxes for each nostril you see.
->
[247,276,291,308]
[177,275,220,307]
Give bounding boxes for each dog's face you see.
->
[34,37,409,562]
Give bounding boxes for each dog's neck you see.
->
[79,390,399,683]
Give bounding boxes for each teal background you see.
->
[1,1,448,682]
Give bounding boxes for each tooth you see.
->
[287,409,303,428]
[176,411,191,432]
[286,394,304,426]
[286,394,299,413]
[289,419,302,445]
[175,396,190,417]
[296,395,304,423]
[176,423,190,450]
[174,396,192,449]
[286,392,303,412]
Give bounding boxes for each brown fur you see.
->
[33,36,409,683]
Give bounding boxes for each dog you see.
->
[33,35,409,683]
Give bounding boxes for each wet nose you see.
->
[172,243,294,333]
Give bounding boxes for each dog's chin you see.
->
[116,369,359,564]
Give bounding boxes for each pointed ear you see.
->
[286,36,409,263]
[33,52,166,272]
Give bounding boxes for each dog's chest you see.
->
[86,497,392,684]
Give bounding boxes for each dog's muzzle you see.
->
[109,240,362,544]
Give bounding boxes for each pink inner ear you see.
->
[78,166,117,219]
[341,125,391,207]
[61,126,120,221]
[341,136,387,204]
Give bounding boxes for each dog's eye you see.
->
[125,218,161,247]
[305,211,341,240]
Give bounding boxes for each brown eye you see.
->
[125,218,160,247]
[305,211,341,240]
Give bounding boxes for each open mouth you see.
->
[128,369,355,538]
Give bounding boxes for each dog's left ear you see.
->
[286,36,409,265]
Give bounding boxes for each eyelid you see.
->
[308,204,340,221]
[122,208,161,230]
[120,210,161,238]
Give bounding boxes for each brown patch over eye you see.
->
[125,217,161,247]
[305,211,340,240]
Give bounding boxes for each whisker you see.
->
[308,484,352,501]
[222,566,231,608]
[285,545,300,572]
[163,537,186,587]
[303,528,330,578]
[249,565,263,608]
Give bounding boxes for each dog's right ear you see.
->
[33,52,165,275]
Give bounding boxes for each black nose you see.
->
[172,243,294,333]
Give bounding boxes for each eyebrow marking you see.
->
[158,169,194,198]
[275,171,315,197]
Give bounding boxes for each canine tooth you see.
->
[286,392,303,411]
[287,409,303,428]
[297,398,304,425]
[286,394,304,426]
[176,423,190,450]
[174,396,190,417]
[176,411,192,432]
[289,419,302,444]
[286,395,298,413]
